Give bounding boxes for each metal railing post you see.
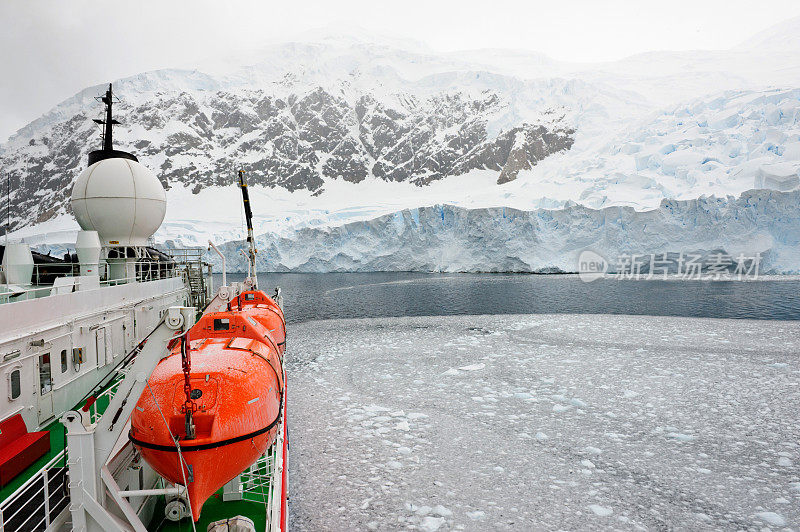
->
[43,468,51,527]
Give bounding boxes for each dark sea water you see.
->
[213,273,800,323]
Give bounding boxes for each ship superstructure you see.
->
[0,85,214,530]
[0,84,288,531]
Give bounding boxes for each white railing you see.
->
[0,376,126,529]
[87,378,124,424]
[220,414,285,531]
[0,261,184,304]
[0,449,69,531]
[241,448,276,504]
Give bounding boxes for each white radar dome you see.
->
[71,158,166,247]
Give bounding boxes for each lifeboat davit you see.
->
[130,290,286,521]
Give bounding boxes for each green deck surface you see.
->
[0,382,115,502]
[149,489,268,531]
[2,379,271,531]
[150,455,272,531]
[147,490,267,532]
[0,417,66,501]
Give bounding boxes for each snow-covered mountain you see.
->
[3,18,800,272]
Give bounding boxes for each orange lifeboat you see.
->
[228,290,286,354]
[130,290,286,521]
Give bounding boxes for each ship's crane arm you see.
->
[237,170,258,288]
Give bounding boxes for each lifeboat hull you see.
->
[228,291,286,354]
[131,324,283,521]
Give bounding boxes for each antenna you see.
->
[4,167,8,246]
[237,169,258,288]
[92,84,121,152]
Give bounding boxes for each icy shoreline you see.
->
[287,314,800,531]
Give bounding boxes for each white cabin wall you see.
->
[0,277,189,430]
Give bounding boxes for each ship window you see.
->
[61,349,68,373]
[39,353,52,395]
[245,293,255,301]
[247,317,259,328]
[213,318,230,331]
[8,369,20,400]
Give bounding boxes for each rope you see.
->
[131,354,284,453]
[146,381,197,532]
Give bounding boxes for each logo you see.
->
[577,250,608,282]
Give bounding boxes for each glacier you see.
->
[187,189,800,274]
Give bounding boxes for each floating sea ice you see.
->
[553,404,571,413]
[777,456,792,467]
[623,390,639,399]
[442,368,460,376]
[395,420,410,431]
[584,446,602,455]
[433,505,453,517]
[535,432,549,441]
[570,398,587,408]
[458,363,485,371]
[588,504,613,517]
[407,412,428,420]
[755,512,786,526]
[397,446,412,455]
[420,516,446,531]
[466,510,486,520]
[666,432,696,442]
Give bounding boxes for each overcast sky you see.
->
[1,0,799,142]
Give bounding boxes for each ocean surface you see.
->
[213,273,800,322]
[287,314,800,530]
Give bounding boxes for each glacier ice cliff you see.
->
[189,189,800,274]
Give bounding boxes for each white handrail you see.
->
[2,449,65,504]
[240,249,252,279]
[208,241,226,286]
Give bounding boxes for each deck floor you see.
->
[149,489,268,531]
[0,383,114,502]
[0,417,66,501]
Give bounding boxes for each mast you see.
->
[93,84,120,152]
[89,83,135,166]
[237,169,258,287]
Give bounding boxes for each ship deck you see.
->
[0,378,117,530]
[149,488,269,531]
[0,416,66,502]
[1,381,274,529]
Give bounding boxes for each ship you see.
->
[0,85,289,531]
